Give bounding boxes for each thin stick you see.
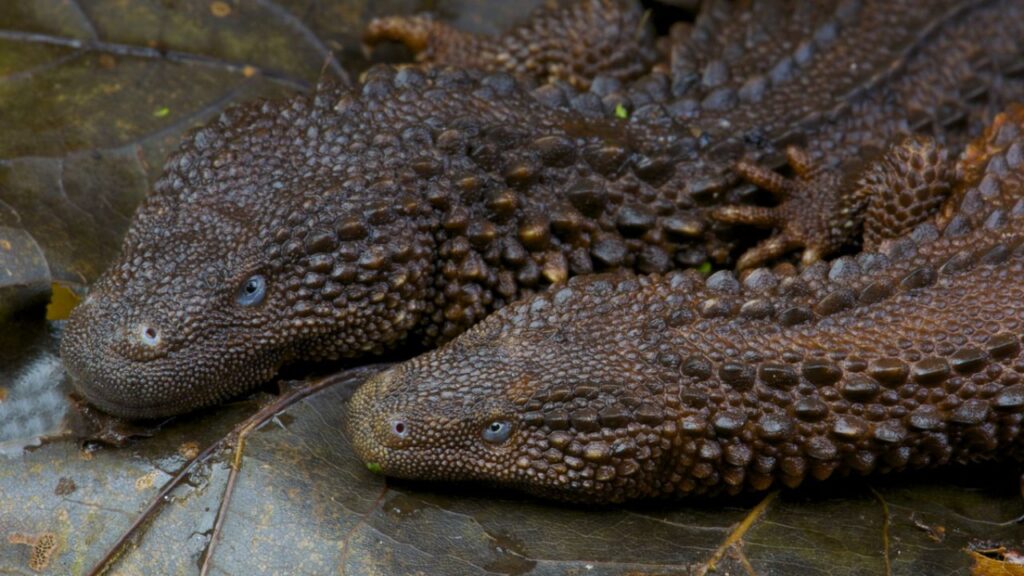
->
[85,438,224,576]
[197,379,330,575]
[87,365,386,576]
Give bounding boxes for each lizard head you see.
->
[60,62,677,420]
[346,275,680,503]
[344,334,528,490]
[61,74,441,419]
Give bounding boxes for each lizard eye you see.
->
[235,274,266,307]
[482,420,512,444]
[138,324,160,347]
[390,418,408,439]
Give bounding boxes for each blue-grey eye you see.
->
[236,274,266,307]
[482,420,512,444]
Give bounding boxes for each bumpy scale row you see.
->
[345,107,1024,502]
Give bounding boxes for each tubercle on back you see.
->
[508,107,1024,339]
[287,66,720,344]
[59,62,707,418]
[348,105,1024,502]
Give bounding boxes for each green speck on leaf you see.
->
[366,462,383,474]
[154,107,170,118]
[614,103,628,119]
[697,262,712,276]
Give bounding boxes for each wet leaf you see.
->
[4,365,1023,575]
[1,1,1022,575]
[45,282,80,321]
[970,549,1024,576]
[0,0,346,298]
[0,225,50,320]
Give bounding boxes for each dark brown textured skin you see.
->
[716,137,954,269]
[363,0,659,90]
[346,107,1024,502]
[61,0,1024,418]
[373,0,1024,268]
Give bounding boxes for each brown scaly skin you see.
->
[363,0,659,90]
[716,137,954,269]
[60,66,703,419]
[347,107,1024,503]
[62,0,1024,418]
[373,0,1024,268]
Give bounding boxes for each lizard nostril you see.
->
[138,324,161,347]
[388,417,409,442]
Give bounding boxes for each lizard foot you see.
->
[714,138,952,270]
[363,0,657,90]
[712,146,847,270]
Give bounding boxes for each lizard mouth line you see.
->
[67,377,191,420]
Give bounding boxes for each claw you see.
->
[785,146,814,177]
[736,234,800,271]
[799,245,825,267]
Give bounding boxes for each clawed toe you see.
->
[716,137,952,271]
[784,146,814,177]
[736,234,802,271]
[714,147,845,270]
[363,15,463,60]
[711,205,779,227]
[363,2,657,89]
[735,160,791,197]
